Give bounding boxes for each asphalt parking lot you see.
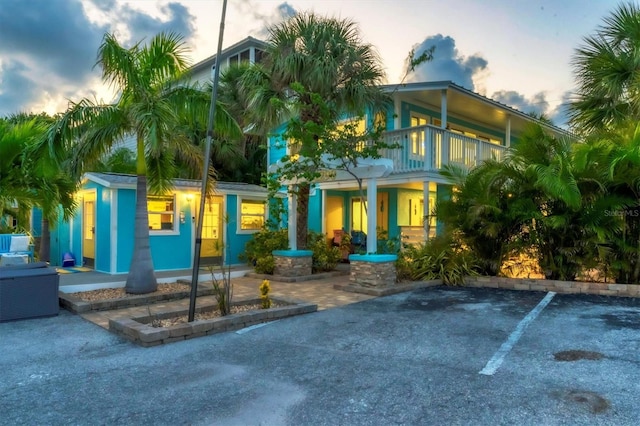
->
[1,286,639,425]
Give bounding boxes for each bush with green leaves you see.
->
[255,256,276,274]
[308,231,341,273]
[241,229,341,274]
[239,228,289,274]
[397,235,480,285]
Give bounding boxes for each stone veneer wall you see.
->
[466,276,640,297]
[273,251,312,277]
[349,255,397,288]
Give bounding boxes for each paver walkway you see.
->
[77,273,375,329]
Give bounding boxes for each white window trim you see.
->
[236,196,267,235]
[148,194,179,236]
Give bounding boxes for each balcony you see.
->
[381,124,506,174]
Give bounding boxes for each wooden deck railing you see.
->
[380,125,506,174]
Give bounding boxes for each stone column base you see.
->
[273,250,313,277]
[349,254,398,287]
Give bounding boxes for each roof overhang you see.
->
[384,81,570,138]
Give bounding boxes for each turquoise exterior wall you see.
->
[115,189,135,273]
[31,207,42,237]
[49,205,71,266]
[226,194,256,265]
[54,180,265,273]
[115,188,194,273]
[308,189,322,233]
[95,185,112,273]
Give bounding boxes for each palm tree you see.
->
[243,13,390,249]
[50,32,241,293]
[569,2,640,133]
[440,125,620,280]
[0,118,41,230]
[579,126,640,283]
[0,116,77,259]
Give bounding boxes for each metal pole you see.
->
[188,0,228,322]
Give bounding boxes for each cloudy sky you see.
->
[0,0,622,126]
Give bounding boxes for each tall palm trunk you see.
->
[296,183,310,250]
[125,175,158,293]
[39,218,50,263]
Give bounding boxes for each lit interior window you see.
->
[240,199,265,231]
[148,195,175,231]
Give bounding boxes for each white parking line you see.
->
[479,291,556,376]
[235,320,280,334]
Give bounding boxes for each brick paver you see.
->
[79,273,374,329]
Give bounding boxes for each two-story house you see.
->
[268,80,568,254]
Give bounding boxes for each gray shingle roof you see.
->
[84,172,267,195]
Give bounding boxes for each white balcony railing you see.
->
[381,124,506,174]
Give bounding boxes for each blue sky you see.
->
[0,0,623,126]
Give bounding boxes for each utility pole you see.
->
[188,0,228,322]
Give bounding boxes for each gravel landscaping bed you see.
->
[150,302,287,327]
[69,282,191,302]
[110,297,318,346]
[59,281,215,314]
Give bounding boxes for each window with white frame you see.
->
[148,195,175,231]
[410,114,428,156]
[239,198,266,231]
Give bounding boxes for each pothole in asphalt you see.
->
[554,350,604,361]
[564,390,610,414]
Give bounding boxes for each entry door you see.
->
[82,192,96,268]
[325,196,344,235]
[200,197,223,266]
[351,198,367,232]
[377,192,389,232]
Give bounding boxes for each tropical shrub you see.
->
[397,235,480,285]
[241,229,341,274]
[239,228,289,273]
[259,279,272,309]
[308,231,341,273]
[254,256,275,275]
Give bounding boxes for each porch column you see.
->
[288,186,297,250]
[366,178,378,254]
[440,89,448,128]
[505,114,512,148]
[423,180,430,240]
[321,189,327,235]
[393,93,402,130]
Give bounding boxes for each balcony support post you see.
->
[366,178,378,254]
[506,114,512,148]
[440,89,448,129]
[423,180,431,240]
[393,93,401,130]
[288,186,297,251]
